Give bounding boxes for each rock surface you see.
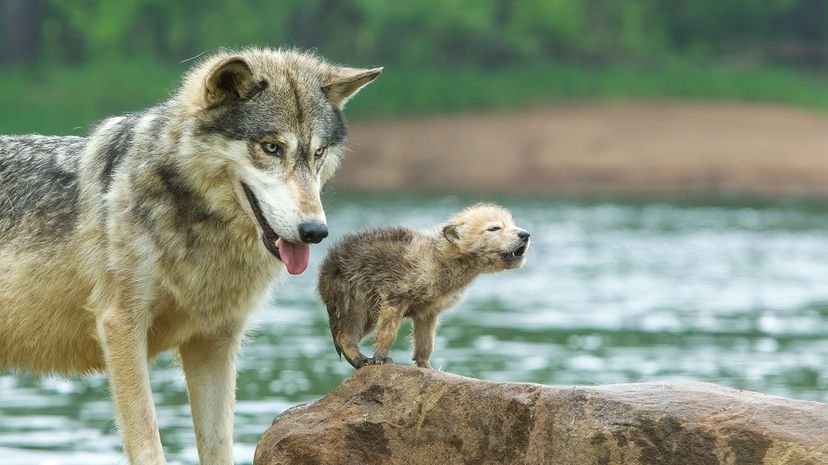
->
[255,365,828,465]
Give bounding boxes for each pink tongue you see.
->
[278,240,310,275]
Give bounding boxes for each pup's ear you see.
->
[442,223,460,244]
[323,67,383,109]
[205,56,259,106]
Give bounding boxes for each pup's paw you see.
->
[368,355,394,365]
[352,357,371,369]
[414,359,432,369]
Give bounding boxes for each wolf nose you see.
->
[518,230,530,241]
[298,222,329,244]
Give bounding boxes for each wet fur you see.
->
[319,204,529,369]
[0,48,380,465]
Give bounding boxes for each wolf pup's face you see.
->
[190,51,381,275]
[442,204,530,271]
[443,204,529,272]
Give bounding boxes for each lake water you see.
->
[2,193,827,464]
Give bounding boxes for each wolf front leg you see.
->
[412,312,438,369]
[98,306,166,465]
[371,304,405,365]
[180,330,243,465]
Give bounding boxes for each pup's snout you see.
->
[517,230,531,241]
[298,222,329,244]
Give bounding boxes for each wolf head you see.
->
[176,49,381,275]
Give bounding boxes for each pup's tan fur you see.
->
[319,204,530,369]
[0,48,380,464]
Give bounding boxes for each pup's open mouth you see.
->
[501,243,528,263]
[241,183,309,275]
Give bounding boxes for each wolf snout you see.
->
[517,230,530,241]
[298,222,329,244]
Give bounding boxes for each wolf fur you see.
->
[0,48,380,465]
[318,204,530,369]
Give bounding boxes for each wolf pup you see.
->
[0,48,380,465]
[319,204,530,369]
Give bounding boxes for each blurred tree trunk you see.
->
[0,0,45,65]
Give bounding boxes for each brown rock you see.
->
[254,365,828,465]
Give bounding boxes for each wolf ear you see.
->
[323,67,383,109]
[442,223,460,244]
[205,57,258,106]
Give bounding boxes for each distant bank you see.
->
[338,102,828,196]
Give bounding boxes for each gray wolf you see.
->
[318,204,530,369]
[0,48,380,465]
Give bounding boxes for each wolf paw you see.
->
[351,357,372,369]
[368,355,393,365]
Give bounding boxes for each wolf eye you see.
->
[314,146,327,158]
[487,226,501,232]
[261,142,284,157]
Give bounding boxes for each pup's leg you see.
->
[335,331,372,369]
[412,313,438,369]
[179,330,242,465]
[371,305,404,365]
[330,302,372,369]
[98,306,166,465]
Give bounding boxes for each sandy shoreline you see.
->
[337,102,828,195]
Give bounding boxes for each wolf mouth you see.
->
[502,243,528,262]
[241,182,282,259]
[240,182,312,275]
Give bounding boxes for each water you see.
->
[2,193,828,464]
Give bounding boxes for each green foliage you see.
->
[2,0,820,69]
[3,59,827,136]
[1,0,826,134]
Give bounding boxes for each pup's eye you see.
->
[314,146,327,158]
[487,226,501,232]
[261,142,284,157]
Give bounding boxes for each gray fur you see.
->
[99,111,139,191]
[0,135,84,242]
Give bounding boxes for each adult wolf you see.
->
[0,48,380,464]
